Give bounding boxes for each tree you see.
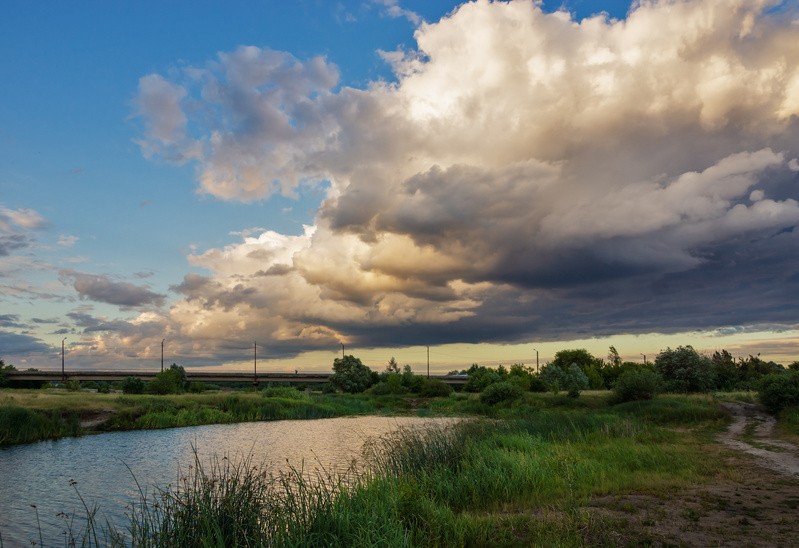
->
[120,376,145,394]
[385,357,401,375]
[331,355,375,393]
[711,350,738,391]
[607,346,622,367]
[654,346,715,392]
[0,359,17,388]
[551,349,605,389]
[541,363,589,397]
[147,364,186,395]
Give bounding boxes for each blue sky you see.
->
[3,0,799,372]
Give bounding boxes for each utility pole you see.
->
[161,339,165,372]
[641,353,647,365]
[533,348,539,373]
[254,342,257,386]
[61,337,67,381]
[427,345,430,378]
[341,343,345,359]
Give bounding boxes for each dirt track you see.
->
[583,401,799,546]
[718,401,799,477]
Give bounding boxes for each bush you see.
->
[97,382,111,394]
[541,363,589,397]
[262,386,308,400]
[330,355,375,393]
[120,376,145,395]
[611,369,661,403]
[758,371,799,414]
[480,381,523,405]
[0,359,15,388]
[528,374,547,392]
[655,346,715,393]
[64,379,81,391]
[463,364,503,392]
[148,365,186,395]
[188,381,208,393]
[419,379,453,398]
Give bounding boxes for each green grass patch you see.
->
[0,405,81,446]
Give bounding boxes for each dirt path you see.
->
[718,401,799,477]
[579,402,799,546]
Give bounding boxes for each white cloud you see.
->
[373,0,422,25]
[124,0,799,357]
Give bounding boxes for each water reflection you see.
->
[0,416,456,545]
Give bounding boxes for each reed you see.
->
[0,406,80,446]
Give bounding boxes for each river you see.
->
[0,416,455,545]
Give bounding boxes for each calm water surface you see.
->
[0,416,456,545]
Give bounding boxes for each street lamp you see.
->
[253,341,257,387]
[533,348,539,373]
[641,353,647,365]
[61,337,67,381]
[161,339,165,372]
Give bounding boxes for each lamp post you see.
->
[161,339,165,372]
[641,353,647,365]
[253,342,257,387]
[427,345,430,378]
[533,348,539,373]
[61,337,67,381]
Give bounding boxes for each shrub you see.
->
[419,379,453,398]
[654,346,715,393]
[97,382,111,394]
[541,363,589,397]
[64,379,81,391]
[262,386,308,400]
[0,359,15,388]
[188,381,208,393]
[480,381,523,405]
[148,365,186,395]
[528,374,547,392]
[330,355,375,393]
[758,371,799,414]
[464,364,503,392]
[120,376,145,395]
[611,369,661,403]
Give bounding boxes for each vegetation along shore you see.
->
[1,346,798,545]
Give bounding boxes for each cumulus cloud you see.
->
[60,270,166,308]
[125,0,799,359]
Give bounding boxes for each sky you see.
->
[2,0,799,374]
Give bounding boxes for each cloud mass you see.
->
[121,0,799,360]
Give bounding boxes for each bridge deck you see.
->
[5,371,468,385]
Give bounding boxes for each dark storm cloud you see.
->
[114,0,799,361]
[60,270,166,308]
[0,329,51,355]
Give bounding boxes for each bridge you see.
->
[5,370,469,385]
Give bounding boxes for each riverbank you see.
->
[3,389,798,545]
[0,388,427,446]
[48,392,799,546]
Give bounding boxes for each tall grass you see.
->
[41,395,729,546]
[0,406,80,446]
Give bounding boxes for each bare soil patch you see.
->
[582,402,799,546]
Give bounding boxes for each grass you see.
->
[0,389,424,446]
[0,405,81,445]
[30,393,734,546]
